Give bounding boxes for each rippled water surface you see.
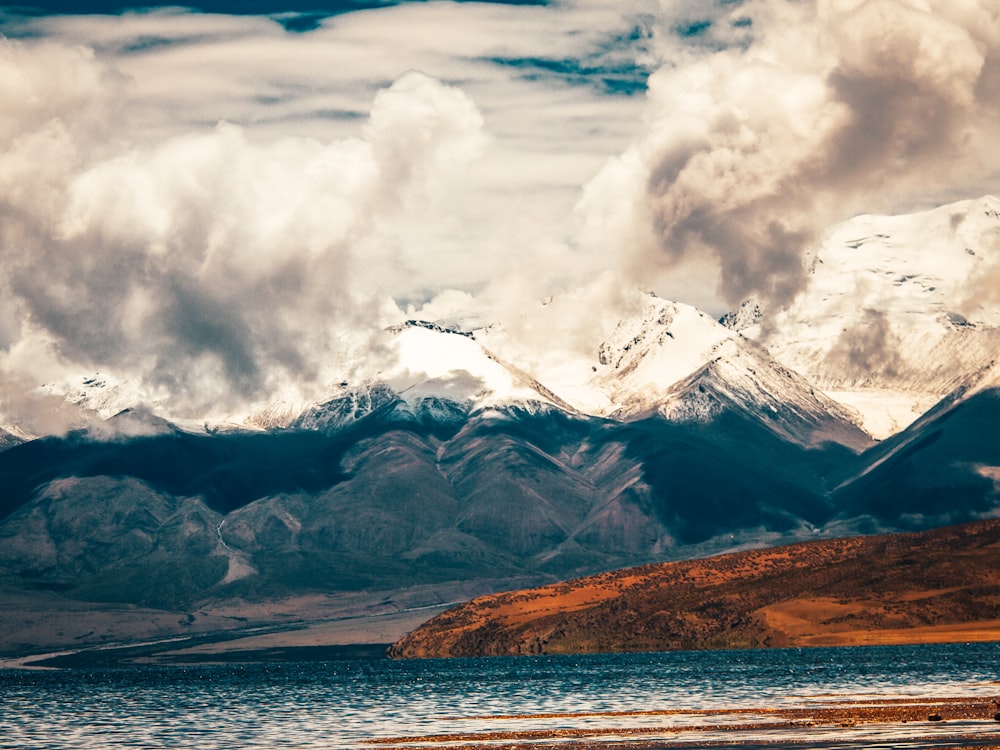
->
[2,642,999,748]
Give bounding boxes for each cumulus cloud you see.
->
[578,0,1000,314]
[0,44,488,416]
[0,3,656,411]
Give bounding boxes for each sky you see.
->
[1,0,999,429]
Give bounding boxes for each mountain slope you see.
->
[0,395,870,610]
[831,387,1000,532]
[388,519,1000,658]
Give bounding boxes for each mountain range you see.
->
[1,195,999,655]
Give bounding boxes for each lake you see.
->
[2,642,999,748]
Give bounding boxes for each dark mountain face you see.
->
[0,427,352,521]
[609,412,841,545]
[0,387,997,611]
[832,388,1000,530]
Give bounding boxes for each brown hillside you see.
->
[389,519,1000,658]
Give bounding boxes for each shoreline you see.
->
[3,632,999,670]
[363,697,1000,749]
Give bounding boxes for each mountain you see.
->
[0,401,859,611]
[0,292,884,614]
[5,363,998,655]
[0,426,24,452]
[830,386,1000,533]
[388,519,1000,658]
[744,195,1000,438]
[2,196,1000,656]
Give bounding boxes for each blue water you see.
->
[1,642,999,748]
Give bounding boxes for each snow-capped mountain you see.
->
[14,196,996,445]
[0,426,24,452]
[588,298,735,417]
[279,321,578,435]
[744,195,1000,438]
[3,197,1000,650]
[655,338,872,451]
[28,292,841,443]
[239,292,875,451]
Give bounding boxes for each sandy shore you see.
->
[363,696,1000,749]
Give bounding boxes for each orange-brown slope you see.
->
[389,519,1000,658]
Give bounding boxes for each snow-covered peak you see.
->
[805,195,999,325]
[590,299,736,416]
[0,426,25,452]
[719,297,763,332]
[54,372,156,421]
[290,381,400,433]
[751,195,1000,437]
[279,323,574,433]
[657,338,873,450]
[385,323,566,410]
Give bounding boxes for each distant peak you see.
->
[598,298,677,370]
[719,298,763,332]
[387,320,474,338]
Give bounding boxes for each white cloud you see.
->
[0,36,500,416]
[0,0,997,428]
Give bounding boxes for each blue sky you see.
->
[3,1,552,32]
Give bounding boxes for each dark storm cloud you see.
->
[820,73,967,192]
[589,0,1000,313]
[5,214,311,406]
[8,236,145,366]
[654,207,813,307]
[157,277,262,395]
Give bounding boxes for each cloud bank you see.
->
[2,56,485,415]
[0,1,656,429]
[0,0,998,431]
[578,0,1000,312]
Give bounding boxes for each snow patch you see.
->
[824,390,941,440]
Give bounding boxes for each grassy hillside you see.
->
[389,519,1000,658]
